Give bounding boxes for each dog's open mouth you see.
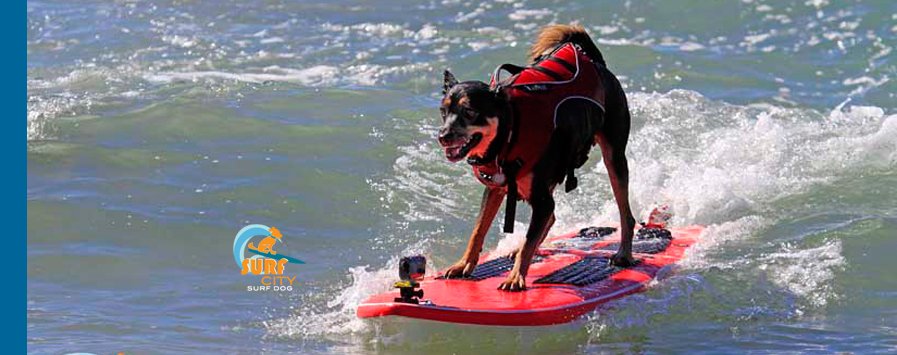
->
[443,133,482,162]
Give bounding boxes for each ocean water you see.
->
[27,0,896,353]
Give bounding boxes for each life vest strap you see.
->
[565,169,578,192]
[530,65,564,81]
[545,56,576,73]
[502,159,523,233]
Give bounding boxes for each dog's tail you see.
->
[529,24,606,66]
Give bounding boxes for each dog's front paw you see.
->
[497,271,526,292]
[443,259,478,278]
[610,250,636,267]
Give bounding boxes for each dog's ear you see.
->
[443,69,458,95]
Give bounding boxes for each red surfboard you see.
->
[357,224,703,326]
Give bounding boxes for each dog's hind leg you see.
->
[594,74,637,266]
[598,135,637,266]
[444,187,506,278]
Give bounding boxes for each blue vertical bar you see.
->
[3,0,25,351]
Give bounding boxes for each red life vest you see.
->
[472,42,606,192]
[471,42,608,233]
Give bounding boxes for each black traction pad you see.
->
[635,227,673,241]
[441,255,545,281]
[442,228,669,282]
[465,256,515,280]
[533,256,639,286]
[600,227,673,254]
[546,226,618,251]
[576,226,617,240]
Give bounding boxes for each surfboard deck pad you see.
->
[356,225,703,326]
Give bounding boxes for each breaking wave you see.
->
[265,89,893,343]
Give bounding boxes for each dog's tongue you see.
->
[444,146,461,158]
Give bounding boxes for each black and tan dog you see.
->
[437,24,636,291]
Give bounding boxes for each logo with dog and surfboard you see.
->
[232,224,304,292]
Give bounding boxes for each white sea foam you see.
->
[259,36,285,44]
[507,9,552,21]
[266,241,436,340]
[161,34,198,48]
[759,239,844,309]
[146,65,340,86]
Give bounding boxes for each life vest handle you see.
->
[490,64,526,89]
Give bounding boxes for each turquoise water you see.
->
[27,0,896,353]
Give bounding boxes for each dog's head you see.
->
[437,69,504,162]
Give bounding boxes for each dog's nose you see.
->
[438,129,458,145]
